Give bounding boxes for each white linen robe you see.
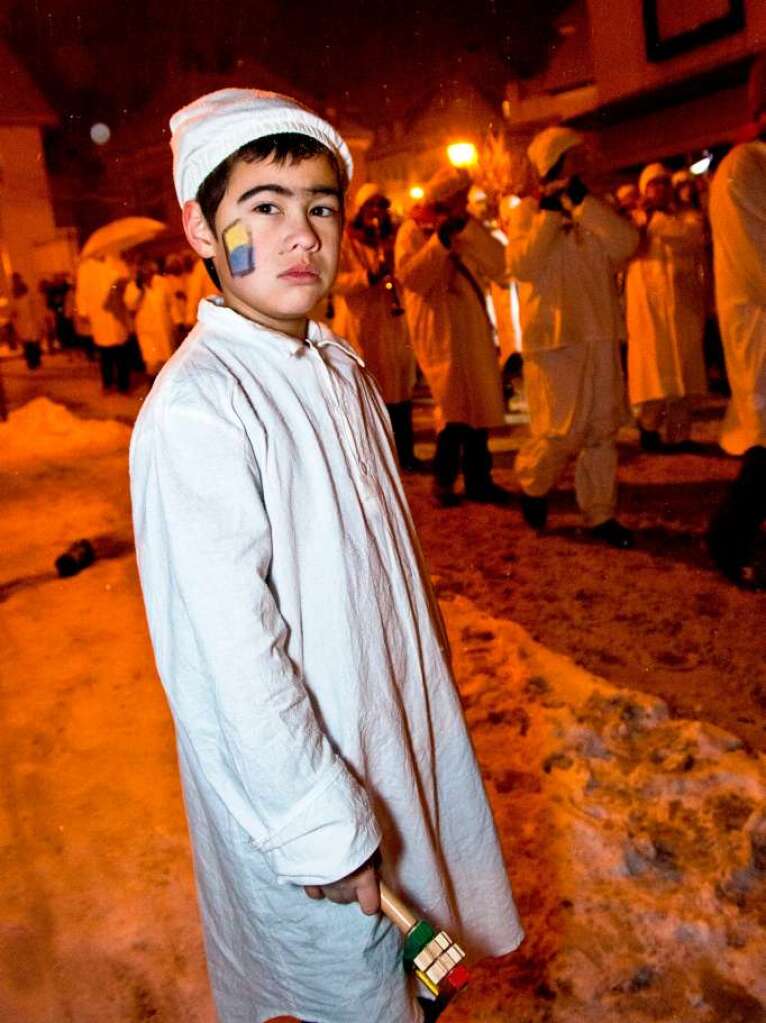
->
[75,256,131,347]
[709,140,766,455]
[332,234,415,405]
[506,196,637,524]
[625,209,707,406]
[129,298,523,1023]
[395,217,506,433]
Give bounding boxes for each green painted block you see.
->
[403,920,436,964]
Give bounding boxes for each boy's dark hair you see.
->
[197,133,346,232]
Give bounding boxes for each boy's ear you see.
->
[182,201,217,259]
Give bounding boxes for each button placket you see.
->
[306,341,373,491]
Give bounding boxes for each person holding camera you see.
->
[396,167,510,507]
[333,184,422,471]
[507,126,638,546]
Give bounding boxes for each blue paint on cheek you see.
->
[222,220,256,277]
[228,244,255,277]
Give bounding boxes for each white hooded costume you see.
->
[508,127,637,525]
[332,183,415,404]
[75,255,131,348]
[130,89,523,1023]
[395,167,506,433]
[709,139,766,454]
[625,163,707,442]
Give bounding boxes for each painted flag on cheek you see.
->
[223,220,255,277]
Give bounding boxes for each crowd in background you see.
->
[1,251,217,393]
[1,56,764,588]
[320,59,765,586]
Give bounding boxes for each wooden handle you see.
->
[379,881,417,933]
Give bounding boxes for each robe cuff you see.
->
[255,761,382,886]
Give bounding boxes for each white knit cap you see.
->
[170,88,354,207]
[638,162,670,195]
[423,166,472,203]
[527,126,584,178]
[351,182,387,217]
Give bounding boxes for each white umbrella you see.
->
[81,217,166,260]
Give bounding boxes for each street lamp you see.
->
[447,142,478,168]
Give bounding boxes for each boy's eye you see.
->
[311,205,339,218]
[252,202,280,214]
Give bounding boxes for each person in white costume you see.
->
[182,253,220,329]
[162,253,189,348]
[508,126,638,546]
[76,254,132,392]
[129,89,523,1023]
[333,183,422,471]
[124,260,176,376]
[625,163,707,451]
[395,166,510,507]
[707,54,766,587]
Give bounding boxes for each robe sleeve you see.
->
[130,378,382,886]
[573,195,638,267]
[334,240,371,298]
[505,199,564,281]
[722,151,766,307]
[395,219,451,295]
[452,217,506,285]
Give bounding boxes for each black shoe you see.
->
[433,485,462,508]
[400,456,432,475]
[464,481,512,505]
[639,428,662,452]
[707,516,752,586]
[590,518,634,549]
[521,493,548,530]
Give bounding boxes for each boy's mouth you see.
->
[279,265,321,282]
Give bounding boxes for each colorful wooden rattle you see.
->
[379,882,470,1003]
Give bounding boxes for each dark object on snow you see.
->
[55,539,95,578]
[23,340,42,370]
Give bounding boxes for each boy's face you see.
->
[185,152,342,338]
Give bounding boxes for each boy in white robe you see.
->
[129,89,523,1023]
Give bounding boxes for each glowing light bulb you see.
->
[409,185,425,200]
[447,142,478,168]
[690,152,712,176]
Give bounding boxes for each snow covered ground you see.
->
[1,399,765,1022]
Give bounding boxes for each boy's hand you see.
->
[304,856,380,915]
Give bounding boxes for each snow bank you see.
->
[0,397,131,464]
[442,595,766,1022]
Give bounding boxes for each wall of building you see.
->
[587,0,766,106]
[0,124,59,290]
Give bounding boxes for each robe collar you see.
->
[198,296,364,366]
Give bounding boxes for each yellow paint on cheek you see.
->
[222,219,255,277]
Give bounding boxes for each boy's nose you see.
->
[285,215,320,250]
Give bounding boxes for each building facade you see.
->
[0,41,71,299]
